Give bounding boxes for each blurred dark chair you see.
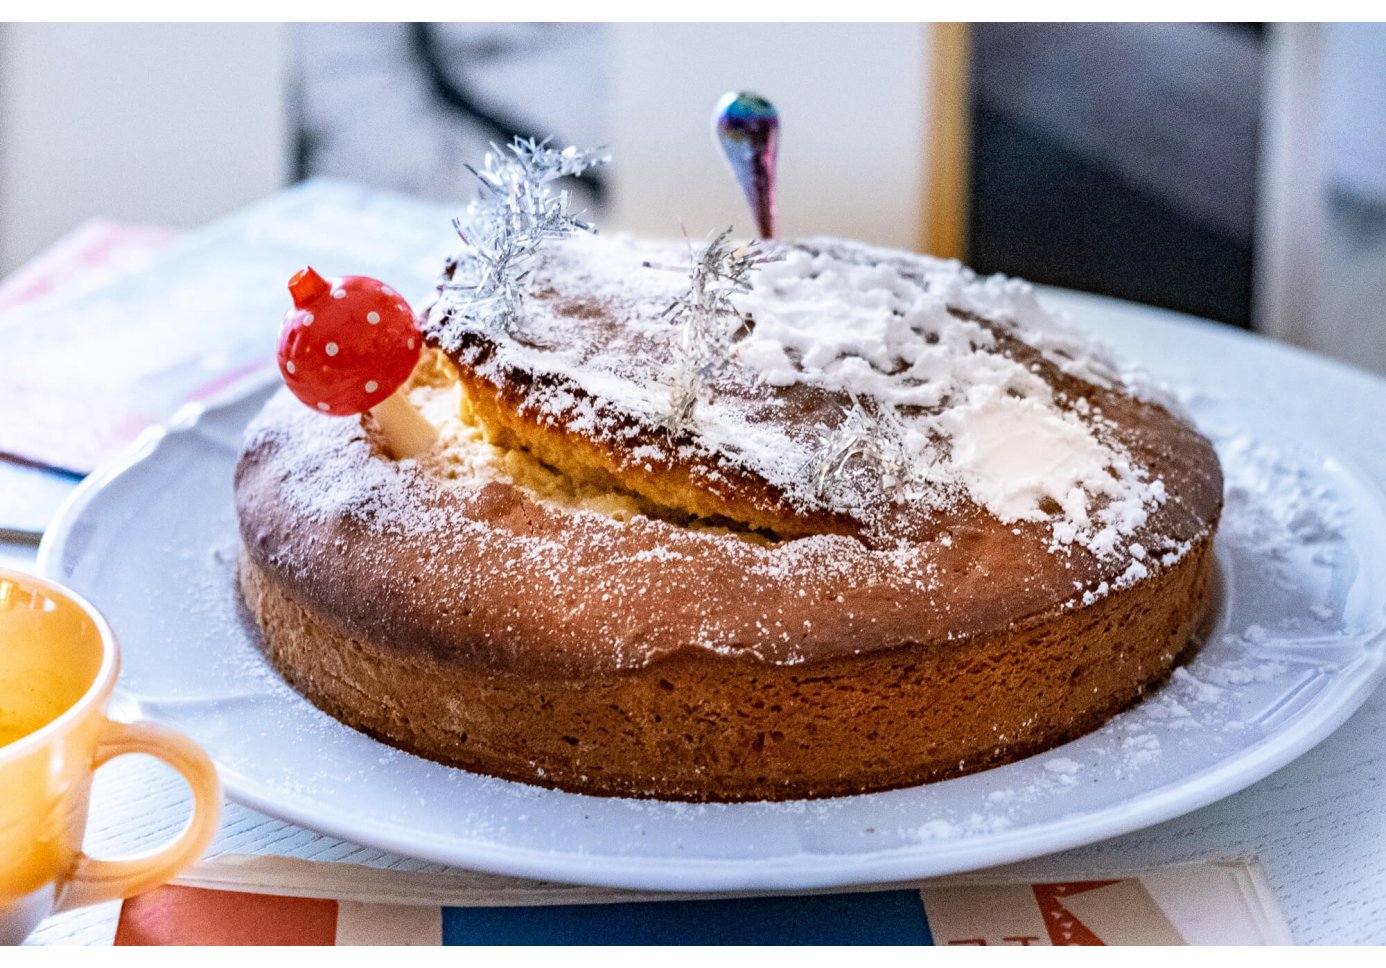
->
[924,23,1264,329]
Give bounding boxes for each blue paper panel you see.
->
[441,889,933,946]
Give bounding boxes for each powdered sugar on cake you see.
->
[423,232,1172,561]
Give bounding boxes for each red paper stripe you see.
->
[114,886,338,946]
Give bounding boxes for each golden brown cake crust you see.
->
[233,234,1224,801]
[234,383,1219,677]
[233,377,1220,800]
[238,534,1213,802]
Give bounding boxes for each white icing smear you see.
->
[939,390,1113,523]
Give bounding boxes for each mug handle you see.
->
[56,719,222,913]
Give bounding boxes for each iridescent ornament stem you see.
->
[714,92,780,239]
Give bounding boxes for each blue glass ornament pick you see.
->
[714,92,779,239]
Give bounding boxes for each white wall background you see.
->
[0,23,291,274]
[608,24,929,249]
[0,23,931,277]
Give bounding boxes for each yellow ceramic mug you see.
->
[0,569,221,944]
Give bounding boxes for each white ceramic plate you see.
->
[38,293,1386,892]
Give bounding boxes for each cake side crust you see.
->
[238,530,1214,803]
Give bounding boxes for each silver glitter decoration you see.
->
[646,228,778,431]
[444,138,609,338]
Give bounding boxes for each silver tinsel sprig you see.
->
[810,394,916,502]
[444,138,609,338]
[646,228,779,431]
[660,228,776,330]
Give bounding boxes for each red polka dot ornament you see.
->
[278,267,438,459]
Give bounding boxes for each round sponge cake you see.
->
[234,234,1222,802]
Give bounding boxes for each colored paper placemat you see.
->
[92,855,1291,946]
